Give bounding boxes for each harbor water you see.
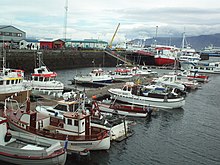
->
[61,64,220,165]
[2,63,220,165]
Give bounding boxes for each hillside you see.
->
[133,33,220,51]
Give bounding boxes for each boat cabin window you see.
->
[0,80,3,85]
[39,77,44,81]
[11,80,15,84]
[50,77,55,81]
[47,109,55,114]
[67,119,72,125]
[54,104,67,112]
[34,77,38,81]
[74,120,79,126]
[15,79,18,84]
[69,104,75,112]
[45,77,49,81]
[6,80,10,85]
[63,118,66,124]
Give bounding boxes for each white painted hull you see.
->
[8,121,110,152]
[108,89,185,109]
[180,61,220,74]
[0,153,66,165]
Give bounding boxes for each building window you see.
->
[16,33,22,37]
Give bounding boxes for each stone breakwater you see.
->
[4,49,120,72]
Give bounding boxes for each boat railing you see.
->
[27,125,108,141]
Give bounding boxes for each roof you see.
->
[0,25,25,33]
[39,38,65,42]
[21,38,39,42]
[71,39,108,44]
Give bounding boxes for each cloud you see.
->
[0,0,220,43]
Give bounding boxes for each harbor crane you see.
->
[108,23,120,49]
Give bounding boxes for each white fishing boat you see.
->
[0,56,31,103]
[35,91,130,141]
[108,82,185,109]
[73,68,113,86]
[26,52,64,97]
[130,66,153,76]
[179,70,209,83]
[152,74,186,91]
[0,117,67,165]
[178,32,201,63]
[109,67,133,82]
[180,61,220,74]
[6,98,111,152]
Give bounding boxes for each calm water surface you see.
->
[1,61,220,165]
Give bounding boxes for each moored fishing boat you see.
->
[94,100,157,117]
[25,52,64,97]
[180,61,220,74]
[0,57,31,102]
[0,117,67,165]
[109,67,133,82]
[73,68,113,86]
[35,91,130,141]
[5,98,111,152]
[108,82,185,109]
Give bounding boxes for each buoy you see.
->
[92,95,97,100]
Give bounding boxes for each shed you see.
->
[19,38,40,50]
[39,39,65,49]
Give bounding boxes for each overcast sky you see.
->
[1,0,220,43]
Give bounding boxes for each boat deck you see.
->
[6,139,46,150]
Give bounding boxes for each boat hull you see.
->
[99,103,148,117]
[7,120,111,152]
[108,89,185,109]
[154,56,175,66]
[0,151,66,165]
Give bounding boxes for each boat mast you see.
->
[181,32,185,49]
[36,51,43,68]
[1,37,6,74]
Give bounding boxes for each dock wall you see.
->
[4,49,120,72]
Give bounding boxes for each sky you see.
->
[1,0,220,43]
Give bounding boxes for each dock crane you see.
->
[108,23,120,49]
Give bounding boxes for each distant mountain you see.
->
[132,33,220,51]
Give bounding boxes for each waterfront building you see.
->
[66,39,108,50]
[19,38,40,50]
[0,25,26,48]
[39,39,65,49]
